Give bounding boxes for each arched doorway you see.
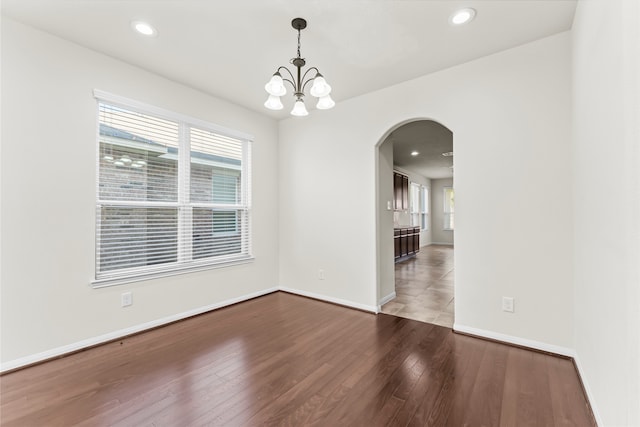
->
[376,119,455,327]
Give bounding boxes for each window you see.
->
[420,186,429,230]
[444,187,455,230]
[410,183,430,230]
[410,182,420,227]
[94,91,252,286]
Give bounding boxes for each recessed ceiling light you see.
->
[411,151,419,156]
[450,8,476,25]
[131,21,157,37]
[442,151,454,157]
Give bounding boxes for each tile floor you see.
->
[381,244,454,328]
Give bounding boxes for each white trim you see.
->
[91,256,254,288]
[0,287,278,373]
[572,354,603,426]
[93,89,254,142]
[453,323,575,357]
[279,286,379,313]
[378,291,396,310]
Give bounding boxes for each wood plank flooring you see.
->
[382,245,455,327]
[0,292,595,426]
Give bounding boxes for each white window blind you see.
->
[444,187,454,230]
[410,182,421,227]
[94,93,252,286]
[421,186,429,231]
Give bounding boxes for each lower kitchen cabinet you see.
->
[394,226,420,261]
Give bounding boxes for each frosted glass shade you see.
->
[264,95,284,110]
[290,99,309,116]
[310,76,331,98]
[264,73,286,96]
[316,94,335,110]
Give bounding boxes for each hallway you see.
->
[381,245,454,327]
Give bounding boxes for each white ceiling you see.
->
[2,0,576,180]
[391,120,454,179]
[2,0,577,121]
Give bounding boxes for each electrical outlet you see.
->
[121,292,133,307]
[502,296,514,313]
[318,269,325,280]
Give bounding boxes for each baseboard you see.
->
[279,286,379,313]
[452,323,575,357]
[378,291,396,310]
[429,242,454,246]
[572,354,603,426]
[0,287,279,373]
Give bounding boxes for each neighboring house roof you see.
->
[100,123,157,145]
[100,123,241,167]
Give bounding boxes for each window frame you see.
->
[92,90,254,288]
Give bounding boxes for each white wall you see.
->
[377,140,395,301]
[430,178,454,245]
[572,0,640,425]
[0,18,280,368]
[279,31,574,349]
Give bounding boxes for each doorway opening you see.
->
[376,119,455,327]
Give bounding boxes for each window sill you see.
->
[91,256,254,288]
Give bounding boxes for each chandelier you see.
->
[263,18,335,116]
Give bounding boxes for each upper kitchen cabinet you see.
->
[393,171,409,211]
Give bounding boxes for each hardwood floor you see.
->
[1,292,594,426]
[382,245,455,327]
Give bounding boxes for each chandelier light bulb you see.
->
[310,76,331,98]
[264,95,284,110]
[265,73,286,96]
[316,94,335,110]
[291,98,309,116]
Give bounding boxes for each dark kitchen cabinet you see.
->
[394,229,401,259]
[402,175,409,210]
[393,172,409,211]
[394,226,420,262]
